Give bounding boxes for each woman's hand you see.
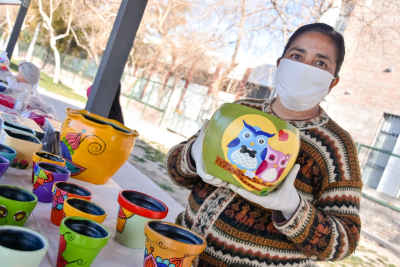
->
[229,164,301,219]
[191,120,228,187]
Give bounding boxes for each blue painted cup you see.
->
[0,144,16,172]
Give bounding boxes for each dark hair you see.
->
[281,23,345,77]
[108,83,124,125]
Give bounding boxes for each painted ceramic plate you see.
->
[203,103,300,196]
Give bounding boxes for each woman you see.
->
[165,23,362,266]
[87,82,124,124]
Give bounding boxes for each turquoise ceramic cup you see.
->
[0,144,16,171]
[0,225,49,267]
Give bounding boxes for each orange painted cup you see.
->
[32,152,66,183]
[50,181,92,226]
[144,221,207,266]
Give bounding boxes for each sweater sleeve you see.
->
[272,139,362,261]
[165,132,202,189]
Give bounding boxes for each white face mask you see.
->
[274,58,334,112]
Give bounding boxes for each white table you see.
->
[0,167,148,266]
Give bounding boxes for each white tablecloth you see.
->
[0,167,146,266]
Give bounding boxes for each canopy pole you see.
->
[85,0,148,117]
[6,0,31,58]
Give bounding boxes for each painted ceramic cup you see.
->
[203,103,301,196]
[0,129,42,169]
[2,121,36,137]
[32,151,66,183]
[51,181,92,226]
[116,190,168,249]
[144,221,206,267]
[0,185,38,226]
[63,198,107,223]
[58,216,110,266]
[59,108,139,185]
[32,162,70,203]
[0,144,17,171]
[0,155,10,178]
[0,225,49,267]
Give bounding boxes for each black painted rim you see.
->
[55,182,91,197]
[0,144,16,154]
[63,216,110,239]
[66,198,106,216]
[147,221,205,246]
[34,152,65,163]
[0,185,37,202]
[0,226,48,252]
[37,162,70,175]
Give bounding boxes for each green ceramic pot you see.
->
[203,103,300,196]
[58,216,110,266]
[0,225,49,267]
[0,185,38,226]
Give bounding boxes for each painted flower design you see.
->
[18,160,29,169]
[10,158,18,168]
[57,234,86,267]
[144,248,185,267]
[53,188,68,211]
[66,130,85,150]
[60,130,87,176]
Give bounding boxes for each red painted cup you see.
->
[115,190,168,248]
[50,181,92,226]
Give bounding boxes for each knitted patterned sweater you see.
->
[165,98,362,267]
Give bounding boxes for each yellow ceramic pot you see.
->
[63,197,107,223]
[144,221,207,267]
[0,129,43,169]
[59,109,139,185]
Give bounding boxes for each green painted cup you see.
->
[58,216,110,266]
[0,225,49,267]
[0,185,38,226]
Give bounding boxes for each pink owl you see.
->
[255,145,291,183]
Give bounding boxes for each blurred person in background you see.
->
[7,61,40,92]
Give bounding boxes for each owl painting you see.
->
[227,120,275,171]
[255,146,291,183]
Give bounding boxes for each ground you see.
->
[128,136,190,206]
[319,235,400,267]
[21,63,400,267]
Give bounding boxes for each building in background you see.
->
[323,0,400,250]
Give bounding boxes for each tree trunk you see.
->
[50,38,62,84]
[26,23,41,62]
[175,66,195,113]
[234,67,252,101]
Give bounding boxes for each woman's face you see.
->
[278,31,340,91]
[280,31,338,76]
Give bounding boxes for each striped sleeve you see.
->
[273,121,362,261]
[165,133,201,189]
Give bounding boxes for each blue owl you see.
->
[227,120,275,171]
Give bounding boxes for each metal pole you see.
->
[85,0,148,117]
[6,0,31,58]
